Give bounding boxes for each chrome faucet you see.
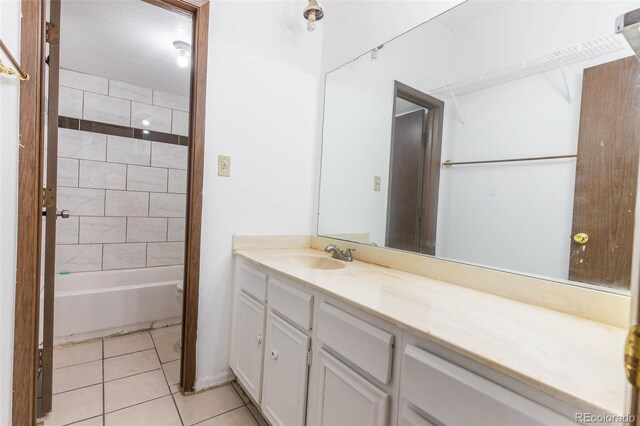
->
[324,244,355,262]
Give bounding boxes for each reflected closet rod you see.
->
[442,154,577,167]
[0,38,29,81]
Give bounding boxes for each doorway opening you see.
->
[386,81,444,255]
[13,0,209,424]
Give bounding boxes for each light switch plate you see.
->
[218,155,231,177]
[374,176,381,191]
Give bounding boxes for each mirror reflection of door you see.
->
[386,82,444,255]
[569,56,640,289]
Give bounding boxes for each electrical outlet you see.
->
[373,176,381,191]
[218,155,231,177]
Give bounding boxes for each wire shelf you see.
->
[429,35,625,97]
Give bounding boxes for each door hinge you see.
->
[625,324,640,387]
[38,347,52,372]
[45,22,59,44]
[42,187,56,209]
[306,348,312,366]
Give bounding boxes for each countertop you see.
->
[234,248,627,416]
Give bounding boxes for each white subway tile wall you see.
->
[56,69,189,273]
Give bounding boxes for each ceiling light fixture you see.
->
[303,0,324,33]
[173,41,191,68]
[142,119,150,126]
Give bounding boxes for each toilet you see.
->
[175,281,184,309]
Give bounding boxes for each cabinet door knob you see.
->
[271,350,279,360]
[256,335,262,345]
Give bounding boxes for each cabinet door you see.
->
[312,348,389,426]
[234,291,266,402]
[262,312,310,426]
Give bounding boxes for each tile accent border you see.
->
[59,116,190,147]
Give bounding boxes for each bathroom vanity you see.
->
[230,248,626,426]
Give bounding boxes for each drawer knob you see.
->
[271,350,279,360]
[256,335,262,345]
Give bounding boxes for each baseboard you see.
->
[54,317,181,345]
[194,369,235,392]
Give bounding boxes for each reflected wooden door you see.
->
[569,56,640,288]
[387,109,426,252]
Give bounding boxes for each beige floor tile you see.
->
[174,384,243,426]
[72,416,104,426]
[162,359,180,386]
[53,360,102,394]
[151,326,181,363]
[150,325,181,342]
[247,404,269,426]
[230,381,250,404]
[197,406,258,426]
[104,331,154,358]
[105,369,169,413]
[104,349,160,381]
[42,384,102,426]
[53,341,102,369]
[105,395,182,426]
[170,384,180,394]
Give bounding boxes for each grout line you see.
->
[192,406,253,426]
[53,357,103,371]
[103,393,172,418]
[102,339,105,426]
[102,366,162,385]
[52,380,102,397]
[151,331,185,426]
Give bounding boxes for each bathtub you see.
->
[49,265,183,344]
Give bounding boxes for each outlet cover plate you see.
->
[218,155,231,177]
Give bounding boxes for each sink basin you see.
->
[277,254,346,270]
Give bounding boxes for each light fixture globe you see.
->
[173,40,191,68]
[303,0,324,32]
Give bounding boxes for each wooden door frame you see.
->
[386,81,444,255]
[12,0,209,423]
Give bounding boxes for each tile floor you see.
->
[41,325,268,426]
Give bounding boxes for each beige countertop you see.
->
[234,247,627,416]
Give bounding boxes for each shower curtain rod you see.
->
[0,38,29,81]
[442,154,577,167]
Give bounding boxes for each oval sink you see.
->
[277,254,346,270]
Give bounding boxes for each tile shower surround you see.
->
[55,69,190,273]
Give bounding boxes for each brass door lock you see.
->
[573,233,589,244]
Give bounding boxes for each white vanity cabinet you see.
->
[232,260,314,426]
[262,311,311,426]
[231,256,583,426]
[233,291,266,402]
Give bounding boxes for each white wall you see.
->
[0,0,20,423]
[196,0,322,388]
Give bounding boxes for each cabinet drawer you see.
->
[402,345,575,426]
[317,303,394,384]
[268,277,313,330]
[236,261,268,302]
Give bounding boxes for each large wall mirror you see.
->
[318,0,640,293]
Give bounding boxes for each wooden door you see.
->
[39,0,62,416]
[569,56,640,288]
[312,348,389,426]
[234,291,266,402]
[387,110,425,252]
[261,312,310,426]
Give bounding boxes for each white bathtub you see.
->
[50,265,183,344]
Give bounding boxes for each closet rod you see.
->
[442,154,577,167]
[0,38,29,81]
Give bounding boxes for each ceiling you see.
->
[60,0,192,96]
